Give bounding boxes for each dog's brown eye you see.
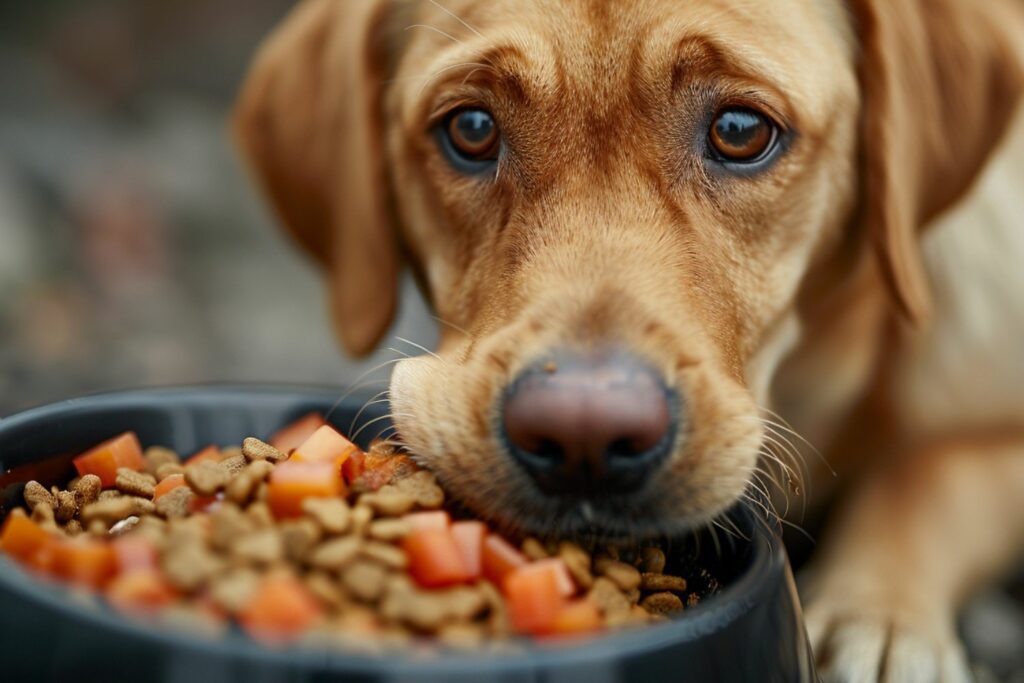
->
[708,108,776,162]
[447,109,500,161]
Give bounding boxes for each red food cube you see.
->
[72,432,145,487]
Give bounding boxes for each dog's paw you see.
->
[805,599,972,683]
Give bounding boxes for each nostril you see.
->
[607,437,640,460]
[534,439,565,462]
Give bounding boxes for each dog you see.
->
[233,1,1024,679]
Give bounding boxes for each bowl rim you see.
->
[0,384,786,675]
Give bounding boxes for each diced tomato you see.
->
[532,558,575,597]
[112,537,159,574]
[0,509,55,569]
[403,511,450,532]
[188,492,224,514]
[403,529,473,588]
[184,445,220,466]
[341,449,366,484]
[152,474,186,501]
[550,598,602,636]
[52,538,117,588]
[106,570,179,614]
[355,454,418,492]
[450,521,486,579]
[269,413,327,453]
[481,534,528,587]
[289,425,359,469]
[266,461,344,519]
[504,562,569,636]
[72,432,145,487]
[238,574,323,644]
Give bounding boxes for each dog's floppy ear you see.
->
[233,0,398,356]
[852,0,1024,323]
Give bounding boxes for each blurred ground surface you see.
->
[0,1,1020,678]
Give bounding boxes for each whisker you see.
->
[426,0,485,39]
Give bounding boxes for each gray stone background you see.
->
[0,1,1020,678]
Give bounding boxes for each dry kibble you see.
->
[155,463,185,481]
[185,460,230,496]
[640,591,684,616]
[209,569,260,614]
[360,541,408,570]
[640,573,688,593]
[305,572,350,611]
[341,561,390,603]
[640,546,667,574]
[115,468,156,498]
[98,490,123,501]
[72,474,102,505]
[242,437,287,463]
[302,497,351,535]
[437,623,484,649]
[392,471,445,509]
[23,481,55,511]
[155,487,193,519]
[82,496,152,526]
[31,503,55,526]
[521,537,548,561]
[219,452,247,477]
[231,529,284,565]
[359,491,415,517]
[87,519,109,536]
[351,505,374,536]
[210,505,254,550]
[588,577,632,620]
[226,460,274,505]
[367,519,410,542]
[246,501,274,528]
[143,446,180,476]
[162,542,225,593]
[54,491,79,523]
[601,560,642,592]
[280,518,322,563]
[309,537,362,571]
[558,542,594,590]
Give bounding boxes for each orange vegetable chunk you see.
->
[266,461,344,519]
[551,598,602,635]
[185,445,220,466]
[290,425,359,467]
[269,413,326,453]
[153,473,186,501]
[481,534,528,586]
[0,509,54,568]
[52,538,117,588]
[112,537,159,574]
[504,561,568,636]
[403,510,450,532]
[238,574,323,644]
[341,449,366,483]
[403,529,472,588]
[72,432,145,487]
[107,571,179,614]
[450,521,486,579]
[532,558,575,597]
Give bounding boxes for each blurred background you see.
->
[0,0,436,417]
[0,2,1021,680]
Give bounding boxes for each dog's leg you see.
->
[803,434,1024,683]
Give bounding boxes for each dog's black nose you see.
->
[501,350,675,496]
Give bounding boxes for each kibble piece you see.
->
[242,437,287,463]
[444,586,487,621]
[115,468,156,498]
[162,542,225,592]
[219,452,247,478]
[225,460,274,505]
[155,486,193,519]
[208,568,260,614]
[99,490,123,501]
[640,591,684,616]
[341,561,389,603]
[601,560,642,592]
[246,501,274,528]
[53,490,79,523]
[367,519,410,542]
[143,446,180,476]
[392,471,445,509]
[351,504,374,535]
[72,474,102,505]
[309,537,362,571]
[437,623,484,649]
[63,519,83,536]
[185,460,230,496]
[279,518,322,563]
[359,491,415,518]
[521,537,548,561]
[82,496,151,526]
[640,547,667,574]
[23,481,55,511]
[360,541,408,570]
[210,504,255,550]
[640,573,688,593]
[155,462,185,481]
[304,572,349,610]
[588,577,631,620]
[87,519,109,536]
[231,529,284,565]
[31,502,56,527]
[302,497,351,535]
[558,542,594,590]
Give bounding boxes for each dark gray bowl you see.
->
[0,385,816,682]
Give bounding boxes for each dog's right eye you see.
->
[437,108,501,175]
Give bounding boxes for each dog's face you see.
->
[235,0,1020,537]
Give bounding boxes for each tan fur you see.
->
[234,0,1024,679]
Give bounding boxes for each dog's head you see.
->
[235,0,1023,537]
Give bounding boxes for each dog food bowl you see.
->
[0,385,817,682]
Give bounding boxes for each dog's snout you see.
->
[501,351,674,496]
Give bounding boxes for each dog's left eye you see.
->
[707,108,779,165]
[437,108,501,175]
